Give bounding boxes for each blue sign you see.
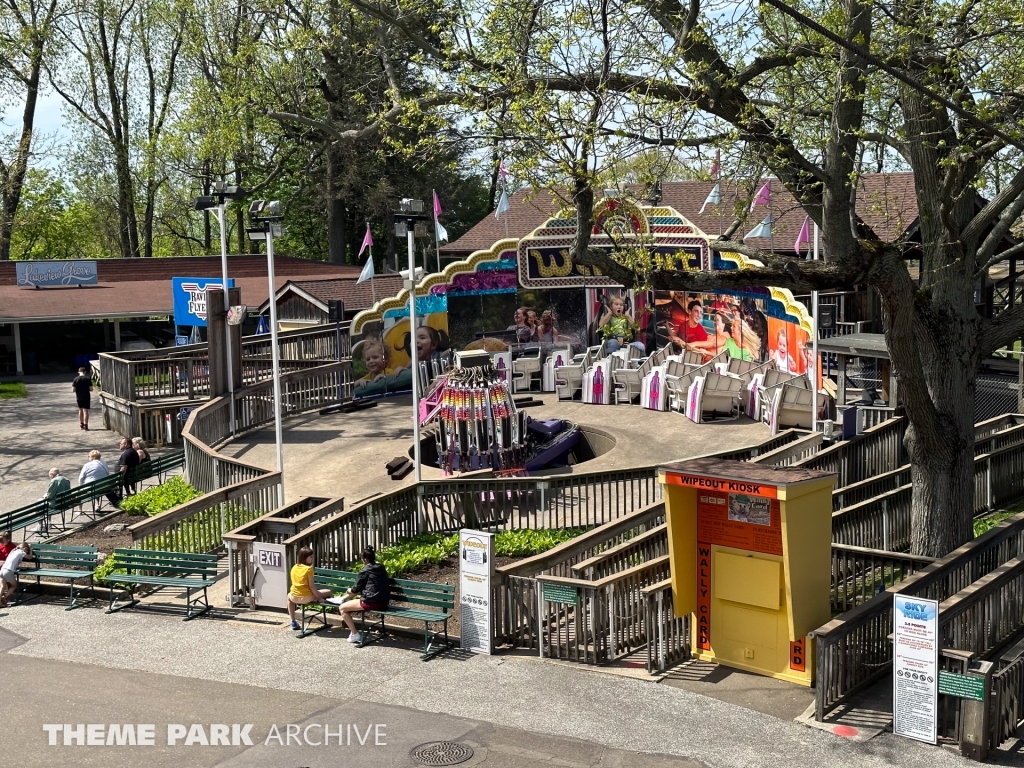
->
[172,277,235,327]
[16,260,98,287]
[174,335,190,346]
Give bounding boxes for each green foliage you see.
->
[974,510,1021,537]
[10,169,107,260]
[359,528,587,578]
[0,381,27,399]
[119,476,202,517]
[93,553,130,588]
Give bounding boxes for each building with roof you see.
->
[258,275,405,331]
[0,255,359,375]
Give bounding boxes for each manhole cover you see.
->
[409,740,475,766]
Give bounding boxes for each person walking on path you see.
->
[115,437,140,499]
[71,367,93,430]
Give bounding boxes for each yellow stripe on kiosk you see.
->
[659,458,836,686]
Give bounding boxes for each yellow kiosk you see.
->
[659,458,836,686]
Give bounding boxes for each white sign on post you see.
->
[252,542,289,609]
[459,529,494,654]
[893,595,939,744]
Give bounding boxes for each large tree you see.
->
[353,0,1024,557]
[0,0,61,260]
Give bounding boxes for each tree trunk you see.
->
[326,146,346,263]
[0,49,44,261]
[906,418,975,557]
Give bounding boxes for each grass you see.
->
[974,508,1021,537]
[0,381,27,399]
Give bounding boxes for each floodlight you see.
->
[264,200,282,217]
[193,195,216,211]
[399,198,425,213]
[249,200,266,217]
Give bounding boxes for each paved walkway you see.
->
[0,375,121,512]
[221,394,769,504]
[0,601,998,768]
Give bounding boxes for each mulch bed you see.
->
[55,513,146,554]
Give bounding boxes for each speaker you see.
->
[328,299,344,322]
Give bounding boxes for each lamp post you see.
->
[247,200,285,505]
[395,198,428,482]
[194,183,246,434]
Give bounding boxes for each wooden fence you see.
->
[643,578,691,673]
[813,512,1024,720]
[992,644,1024,748]
[792,415,908,487]
[128,472,282,553]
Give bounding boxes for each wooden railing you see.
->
[536,555,672,663]
[793,416,908,488]
[128,472,282,553]
[222,496,342,606]
[643,578,691,674]
[813,512,1024,720]
[940,555,1024,661]
[571,524,668,580]
[749,432,823,467]
[829,543,935,614]
[992,646,1024,748]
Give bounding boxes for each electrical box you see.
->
[659,458,836,686]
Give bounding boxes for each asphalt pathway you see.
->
[0,601,1001,768]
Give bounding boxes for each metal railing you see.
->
[813,512,1024,720]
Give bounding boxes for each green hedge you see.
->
[119,476,202,516]
[356,528,587,578]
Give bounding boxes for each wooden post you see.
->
[959,659,994,761]
[207,288,228,397]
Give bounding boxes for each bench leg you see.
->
[183,587,211,621]
[106,585,138,614]
[299,604,329,637]
[421,620,453,661]
[356,611,384,648]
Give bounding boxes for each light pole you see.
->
[247,200,286,505]
[195,183,246,435]
[395,198,428,482]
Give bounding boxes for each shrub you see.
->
[120,476,202,516]
[93,553,130,588]
[359,528,587,578]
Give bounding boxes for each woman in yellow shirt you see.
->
[287,547,332,631]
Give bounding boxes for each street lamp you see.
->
[194,182,246,435]
[395,198,429,482]
[247,200,285,505]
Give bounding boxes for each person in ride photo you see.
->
[336,545,391,645]
[71,367,93,430]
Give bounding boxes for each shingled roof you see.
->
[441,173,919,258]
[259,275,405,315]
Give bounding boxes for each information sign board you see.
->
[938,671,985,701]
[541,582,578,605]
[172,277,235,327]
[16,260,98,287]
[893,595,939,744]
[459,530,494,654]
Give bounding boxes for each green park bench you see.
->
[0,500,49,540]
[301,567,455,660]
[16,544,99,610]
[105,548,218,620]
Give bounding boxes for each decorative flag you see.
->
[495,189,510,219]
[357,253,375,284]
[744,215,773,239]
[794,215,811,255]
[498,159,509,184]
[255,315,269,335]
[357,222,373,257]
[433,190,443,219]
[699,183,721,214]
[435,220,449,242]
[710,149,721,180]
[750,181,771,212]
[189,324,201,344]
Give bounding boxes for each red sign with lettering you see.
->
[790,638,806,672]
[665,472,778,499]
[696,545,712,651]
[696,490,783,557]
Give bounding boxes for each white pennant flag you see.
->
[435,220,449,243]
[699,183,721,214]
[744,215,773,239]
[357,254,375,284]
[495,190,510,219]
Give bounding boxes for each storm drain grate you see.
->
[409,740,475,766]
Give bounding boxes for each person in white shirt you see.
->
[0,543,32,607]
[79,450,110,484]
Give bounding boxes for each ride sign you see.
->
[893,595,939,744]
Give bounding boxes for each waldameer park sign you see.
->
[16,260,98,288]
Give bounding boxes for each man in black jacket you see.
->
[337,546,390,645]
[115,437,141,499]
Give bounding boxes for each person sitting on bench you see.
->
[336,546,390,645]
[287,547,332,632]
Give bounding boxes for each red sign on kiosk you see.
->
[696,490,782,557]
